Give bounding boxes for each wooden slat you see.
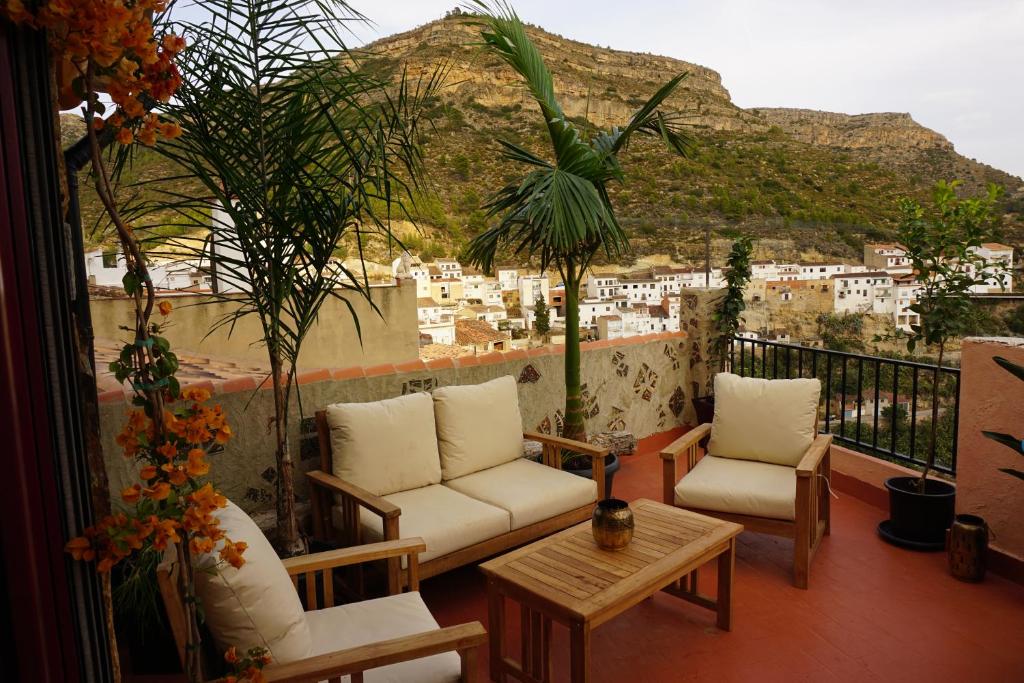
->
[305,571,317,610]
[518,554,609,593]
[539,547,630,582]
[322,569,334,608]
[505,561,593,600]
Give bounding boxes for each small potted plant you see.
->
[691,235,754,425]
[879,180,1003,549]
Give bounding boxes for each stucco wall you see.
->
[957,337,1024,562]
[98,332,689,517]
[89,280,419,370]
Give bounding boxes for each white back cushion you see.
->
[193,501,312,664]
[707,373,820,467]
[326,392,442,496]
[433,375,524,480]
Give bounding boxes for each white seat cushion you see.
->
[445,459,597,530]
[707,373,820,467]
[192,501,312,663]
[432,376,524,480]
[326,392,442,496]
[332,484,510,564]
[305,591,460,683]
[674,455,797,521]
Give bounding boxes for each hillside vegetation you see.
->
[67,12,1023,266]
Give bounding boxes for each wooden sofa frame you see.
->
[158,538,488,682]
[309,410,608,593]
[660,423,832,589]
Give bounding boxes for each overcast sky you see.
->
[339,0,1023,180]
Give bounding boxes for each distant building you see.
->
[496,266,519,292]
[434,258,462,280]
[455,318,510,352]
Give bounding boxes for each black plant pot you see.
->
[878,476,956,551]
[691,395,715,448]
[566,453,620,499]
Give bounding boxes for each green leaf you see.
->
[1000,468,1024,482]
[993,356,1024,383]
[982,430,1023,453]
[122,272,140,296]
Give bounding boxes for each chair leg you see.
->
[794,476,811,589]
[823,451,832,537]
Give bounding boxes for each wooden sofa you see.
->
[307,375,608,592]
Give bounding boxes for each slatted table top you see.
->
[480,498,743,623]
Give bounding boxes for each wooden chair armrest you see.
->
[306,470,400,519]
[659,423,712,461]
[523,432,609,459]
[263,622,488,683]
[280,539,426,576]
[796,434,832,477]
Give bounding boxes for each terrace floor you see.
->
[422,433,1024,682]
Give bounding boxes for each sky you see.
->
[335,0,1024,180]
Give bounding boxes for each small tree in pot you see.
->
[692,235,754,425]
[880,180,1003,549]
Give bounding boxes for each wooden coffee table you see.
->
[480,498,743,682]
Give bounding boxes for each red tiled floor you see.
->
[422,440,1024,682]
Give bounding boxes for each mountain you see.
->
[66,12,1023,265]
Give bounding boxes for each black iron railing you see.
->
[730,337,960,475]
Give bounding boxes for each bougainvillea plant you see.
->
[1,1,264,681]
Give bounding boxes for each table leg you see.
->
[488,579,505,682]
[716,537,736,631]
[569,621,591,683]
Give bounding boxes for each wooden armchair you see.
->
[660,374,832,589]
[159,537,487,682]
[309,407,607,594]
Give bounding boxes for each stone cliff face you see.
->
[751,108,954,152]
[361,16,763,133]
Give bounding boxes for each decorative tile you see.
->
[663,343,679,370]
[244,487,273,505]
[518,364,541,384]
[633,363,658,400]
[261,467,277,484]
[669,386,686,417]
[657,405,668,429]
[402,377,436,394]
[538,416,552,435]
[607,406,626,432]
[554,409,565,436]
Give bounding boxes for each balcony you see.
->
[423,435,1024,681]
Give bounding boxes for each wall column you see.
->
[679,288,725,424]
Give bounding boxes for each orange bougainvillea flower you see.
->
[65,536,94,562]
[162,462,188,486]
[143,481,171,501]
[219,539,248,569]
[116,127,134,145]
[139,464,158,480]
[158,300,173,316]
[182,387,211,403]
[225,647,239,664]
[186,448,210,477]
[214,425,232,445]
[122,484,142,504]
[157,441,178,460]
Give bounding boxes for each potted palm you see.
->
[879,180,1003,549]
[464,3,692,495]
[691,235,754,425]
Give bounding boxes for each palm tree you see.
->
[465,3,693,441]
[121,0,439,553]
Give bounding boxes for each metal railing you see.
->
[729,337,960,475]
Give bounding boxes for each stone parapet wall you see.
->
[99,332,689,516]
